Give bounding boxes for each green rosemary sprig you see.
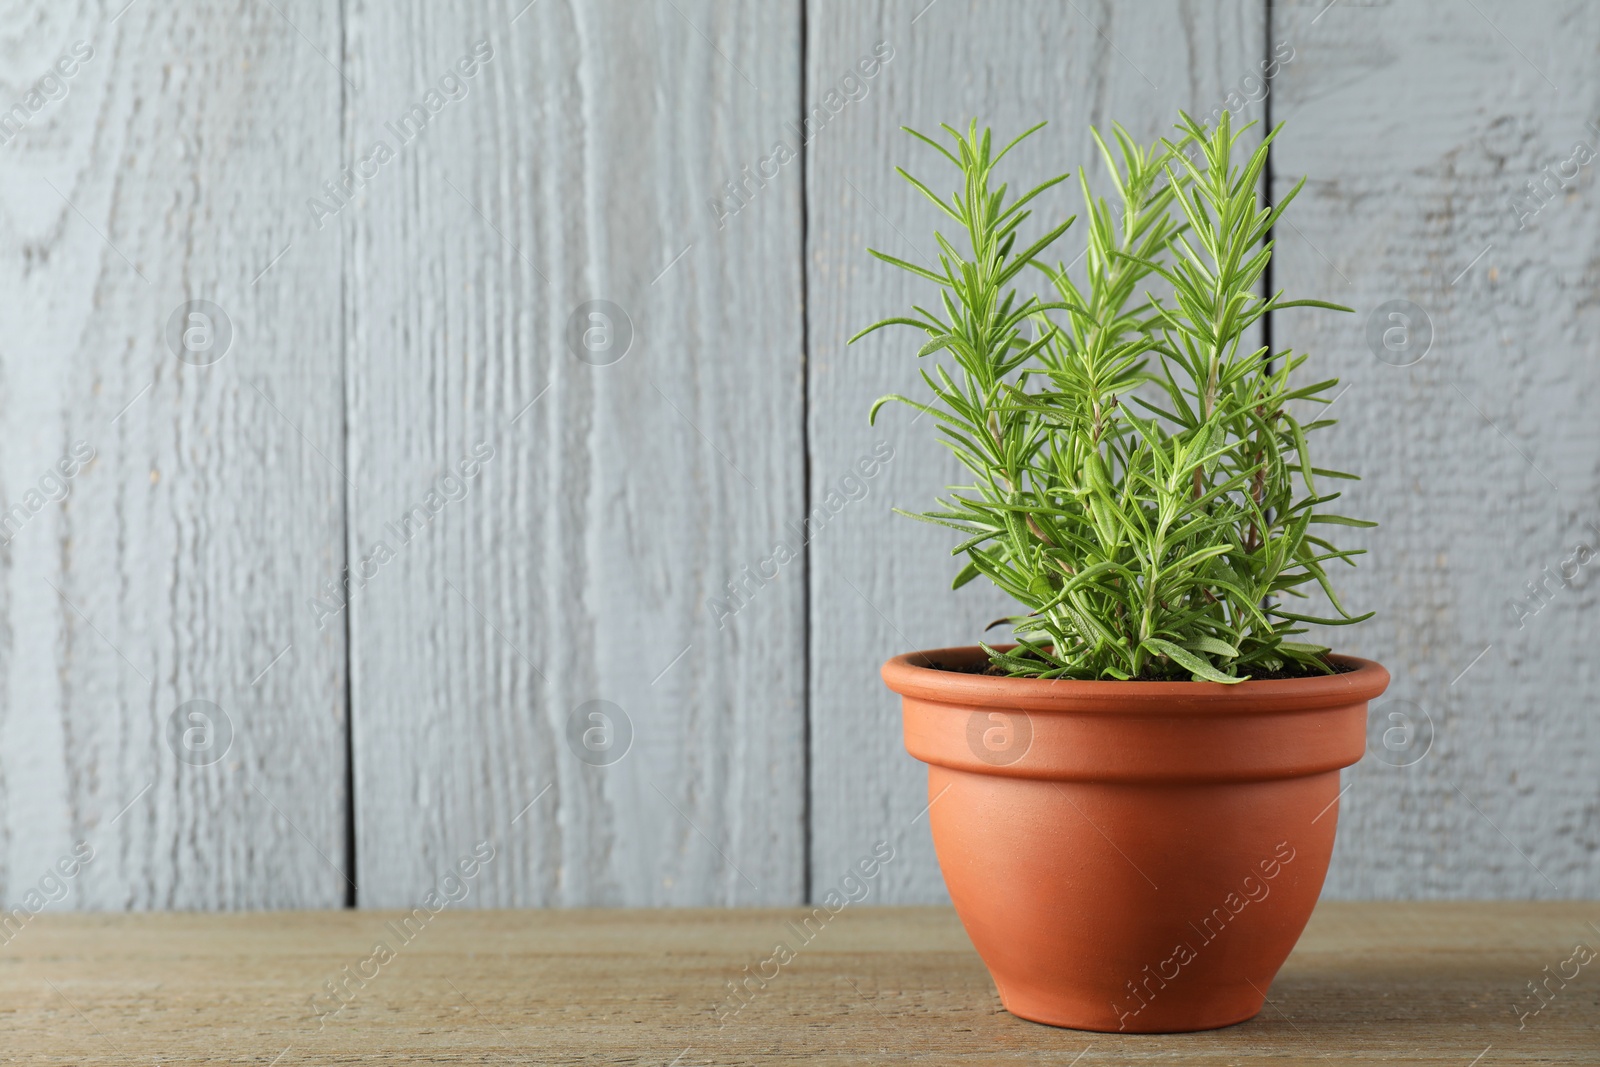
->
[856,113,1371,681]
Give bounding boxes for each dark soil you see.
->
[922,655,1357,681]
[1233,660,1358,681]
[922,659,1013,677]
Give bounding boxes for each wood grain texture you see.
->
[2,903,1595,1062]
[1269,0,1600,897]
[344,0,806,907]
[0,0,1593,915]
[0,2,348,907]
[805,0,1267,903]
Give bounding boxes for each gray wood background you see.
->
[0,0,1592,911]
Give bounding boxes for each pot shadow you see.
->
[994,960,1581,1062]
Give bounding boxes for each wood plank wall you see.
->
[0,0,348,909]
[1270,0,1600,898]
[806,0,1266,903]
[344,0,805,908]
[0,0,1591,909]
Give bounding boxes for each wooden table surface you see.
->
[0,902,1594,1064]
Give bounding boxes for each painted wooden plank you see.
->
[805,0,1269,902]
[345,0,805,907]
[0,1,349,909]
[1270,0,1600,897]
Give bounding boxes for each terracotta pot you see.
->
[882,645,1389,1033]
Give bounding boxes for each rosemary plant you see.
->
[855,114,1372,681]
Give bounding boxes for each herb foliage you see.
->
[854,114,1373,681]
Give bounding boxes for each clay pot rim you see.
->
[882,645,1390,715]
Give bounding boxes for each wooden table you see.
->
[1,903,1594,1064]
